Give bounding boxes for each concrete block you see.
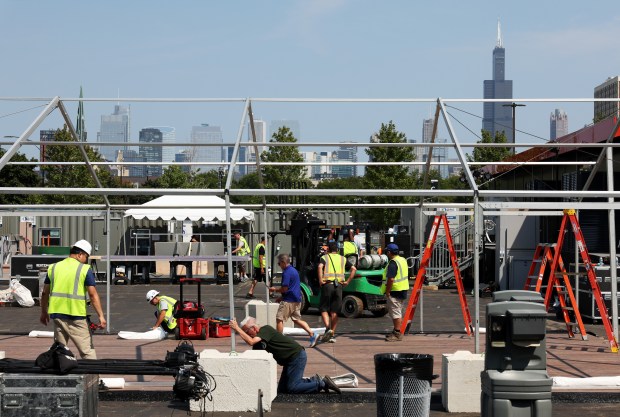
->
[190,349,277,412]
[245,300,293,328]
[441,350,484,413]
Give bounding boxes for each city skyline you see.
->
[2,2,620,166]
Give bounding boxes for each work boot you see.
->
[321,329,333,343]
[322,375,342,394]
[385,330,403,342]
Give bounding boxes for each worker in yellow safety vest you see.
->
[342,231,358,257]
[146,290,178,333]
[381,243,410,342]
[232,232,250,282]
[246,235,266,299]
[317,241,356,344]
[39,240,107,359]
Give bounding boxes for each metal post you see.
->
[105,208,111,333]
[607,146,618,339]
[473,196,481,353]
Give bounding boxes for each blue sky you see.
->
[2,1,620,161]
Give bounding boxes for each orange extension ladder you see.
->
[400,211,473,336]
[547,209,618,352]
[524,242,587,340]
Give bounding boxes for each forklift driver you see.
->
[146,290,178,333]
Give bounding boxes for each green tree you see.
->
[40,128,117,204]
[231,172,263,205]
[363,121,416,228]
[467,130,511,164]
[0,147,40,204]
[152,165,192,189]
[261,127,307,186]
[260,126,309,203]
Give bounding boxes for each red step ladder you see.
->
[400,212,473,336]
[547,209,618,352]
[525,243,587,339]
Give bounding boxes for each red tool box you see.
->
[208,318,231,338]
[173,278,209,340]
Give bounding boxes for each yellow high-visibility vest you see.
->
[47,257,89,317]
[321,253,346,283]
[158,295,178,329]
[237,236,250,256]
[253,243,265,268]
[381,255,410,294]
[343,241,358,257]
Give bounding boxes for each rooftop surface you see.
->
[1,279,619,416]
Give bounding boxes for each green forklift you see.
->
[287,210,387,318]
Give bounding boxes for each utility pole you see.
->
[502,102,526,154]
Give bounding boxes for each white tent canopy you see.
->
[124,195,255,223]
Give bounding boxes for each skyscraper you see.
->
[139,128,163,178]
[147,126,176,167]
[190,124,223,173]
[246,119,266,175]
[482,21,514,143]
[76,86,87,142]
[331,143,357,178]
[418,118,448,178]
[594,76,620,121]
[550,109,568,140]
[98,105,130,162]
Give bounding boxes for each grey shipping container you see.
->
[0,373,98,417]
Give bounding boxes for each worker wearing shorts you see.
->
[270,253,319,347]
[317,242,356,343]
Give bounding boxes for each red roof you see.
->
[486,117,620,174]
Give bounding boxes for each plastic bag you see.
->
[10,279,34,307]
[331,373,359,388]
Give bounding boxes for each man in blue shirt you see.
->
[269,253,319,348]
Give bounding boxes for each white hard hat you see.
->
[146,290,159,302]
[73,240,92,256]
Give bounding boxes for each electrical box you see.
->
[0,373,98,417]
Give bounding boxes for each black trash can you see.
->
[374,353,435,417]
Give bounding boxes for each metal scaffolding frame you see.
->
[1,96,620,353]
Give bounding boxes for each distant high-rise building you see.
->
[98,105,130,162]
[482,21,514,143]
[550,109,568,140]
[416,118,448,178]
[190,124,223,173]
[269,120,301,140]
[331,143,357,178]
[421,118,434,165]
[39,129,56,163]
[147,126,176,168]
[121,149,146,179]
[225,146,247,177]
[594,76,620,121]
[139,128,163,178]
[246,120,267,174]
[303,151,331,180]
[76,86,87,142]
[175,150,192,174]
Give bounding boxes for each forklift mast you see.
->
[286,210,328,288]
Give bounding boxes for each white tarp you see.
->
[124,195,254,223]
